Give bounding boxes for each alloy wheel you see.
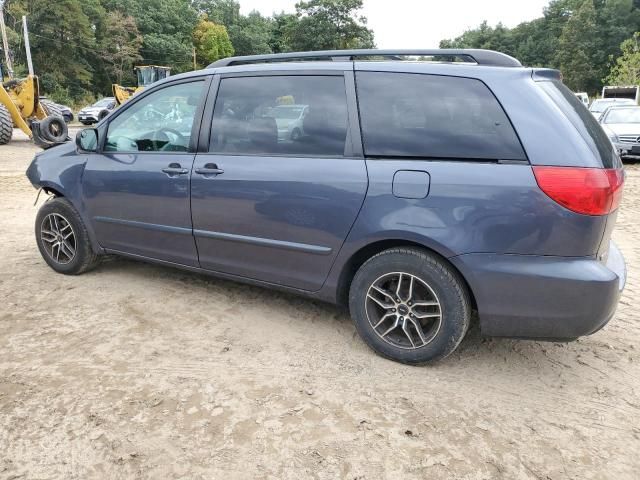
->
[40,213,76,265]
[365,272,442,350]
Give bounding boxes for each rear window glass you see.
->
[539,80,618,168]
[356,72,526,161]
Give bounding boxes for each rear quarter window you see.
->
[355,72,526,161]
[539,80,619,168]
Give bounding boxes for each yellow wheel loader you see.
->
[0,71,68,148]
[112,65,171,105]
[0,11,67,148]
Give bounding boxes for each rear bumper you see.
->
[451,241,625,339]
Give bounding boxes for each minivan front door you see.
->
[83,79,208,266]
[191,73,367,291]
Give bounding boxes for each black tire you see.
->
[290,128,302,141]
[80,121,93,126]
[40,99,63,119]
[98,110,109,121]
[35,197,100,275]
[39,115,68,143]
[0,103,13,145]
[349,248,471,364]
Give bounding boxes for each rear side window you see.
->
[210,75,348,157]
[539,80,618,168]
[356,72,526,161]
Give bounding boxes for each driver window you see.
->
[105,81,204,153]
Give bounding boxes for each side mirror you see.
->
[76,128,98,152]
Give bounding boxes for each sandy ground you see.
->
[1,129,639,480]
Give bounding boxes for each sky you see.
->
[239,0,551,48]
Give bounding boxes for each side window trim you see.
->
[205,72,357,158]
[99,75,212,154]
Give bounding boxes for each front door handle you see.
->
[162,162,188,176]
[195,163,224,176]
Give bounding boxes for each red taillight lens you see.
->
[532,166,624,216]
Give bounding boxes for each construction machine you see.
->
[0,11,67,148]
[112,65,171,105]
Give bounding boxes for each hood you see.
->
[79,106,103,114]
[603,123,640,136]
[274,118,296,129]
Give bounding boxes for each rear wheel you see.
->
[349,248,471,364]
[35,197,99,275]
[0,103,13,145]
[40,99,63,118]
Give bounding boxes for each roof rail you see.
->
[207,49,522,68]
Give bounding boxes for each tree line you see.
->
[1,0,374,105]
[440,0,640,94]
[2,0,639,106]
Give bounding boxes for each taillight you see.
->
[532,166,624,216]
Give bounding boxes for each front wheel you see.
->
[35,197,99,275]
[349,248,471,364]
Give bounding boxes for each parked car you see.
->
[600,105,640,159]
[77,97,116,125]
[26,49,626,364]
[39,96,74,123]
[575,91,589,106]
[589,98,636,120]
[270,104,309,141]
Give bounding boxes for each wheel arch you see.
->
[335,239,477,312]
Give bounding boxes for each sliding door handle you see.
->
[195,163,224,176]
[162,162,188,176]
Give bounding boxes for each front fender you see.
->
[26,144,104,254]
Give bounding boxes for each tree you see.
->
[192,16,234,66]
[102,0,198,71]
[606,32,640,85]
[285,0,375,51]
[6,0,99,97]
[100,12,143,84]
[556,0,599,91]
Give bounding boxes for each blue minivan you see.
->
[26,49,626,364]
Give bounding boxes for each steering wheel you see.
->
[151,127,187,151]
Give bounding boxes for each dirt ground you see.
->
[1,129,639,480]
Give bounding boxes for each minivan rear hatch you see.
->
[534,74,624,259]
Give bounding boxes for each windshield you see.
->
[591,99,634,113]
[94,98,113,107]
[604,108,640,124]
[272,106,305,119]
[137,67,170,87]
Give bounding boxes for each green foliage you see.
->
[100,11,143,84]
[193,17,234,66]
[440,0,640,95]
[285,0,375,50]
[606,32,640,84]
[557,0,599,91]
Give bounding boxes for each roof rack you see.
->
[207,49,522,69]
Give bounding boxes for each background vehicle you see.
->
[26,49,626,365]
[602,85,639,103]
[575,91,589,106]
[112,65,171,105]
[77,97,116,125]
[589,98,635,119]
[270,104,308,141]
[600,105,640,159]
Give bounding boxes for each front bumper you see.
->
[614,141,640,159]
[78,112,99,123]
[451,241,625,339]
